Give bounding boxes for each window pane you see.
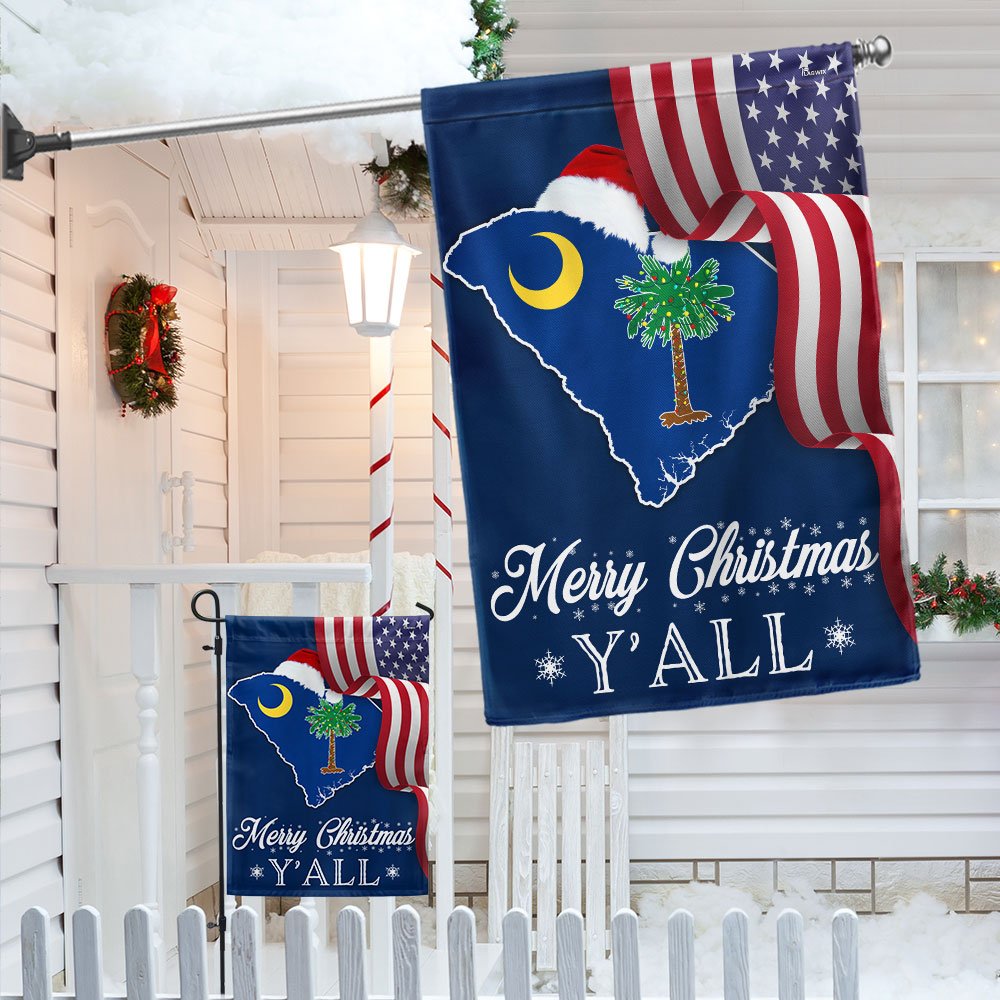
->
[918,383,1000,499]
[881,382,904,475]
[917,261,1000,372]
[919,509,1000,574]
[877,261,903,372]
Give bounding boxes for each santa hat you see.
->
[274,649,333,699]
[535,144,687,262]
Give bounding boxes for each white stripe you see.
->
[324,619,350,690]
[400,683,422,786]
[808,194,872,434]
[770,195,832,442]
[362,617,379,677]
[629,65,701,232]
[711,56,762,190]
[342,616,363,682]
[669,59,723,206]
[382,681,403,787]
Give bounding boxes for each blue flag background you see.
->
[422,56,920,726]
[225,615,427,897]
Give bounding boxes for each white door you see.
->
[56,144,183,982]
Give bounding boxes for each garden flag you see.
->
[225,614,430,896]
[422,41,921,726]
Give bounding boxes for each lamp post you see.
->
[329,206,421,337]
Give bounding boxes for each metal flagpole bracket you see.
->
[2,104,72,180]
[0,34,892,181]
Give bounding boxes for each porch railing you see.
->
[13,902,862,1000]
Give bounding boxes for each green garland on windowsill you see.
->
[362,0,518,216]
[911,554,1000,636]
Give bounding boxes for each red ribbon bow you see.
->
[143,284,177,375]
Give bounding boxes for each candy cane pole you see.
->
[431,262,455,948]
[369,333,394,990]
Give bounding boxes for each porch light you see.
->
[329,208,420,337]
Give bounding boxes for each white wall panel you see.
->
[0,154,63,990]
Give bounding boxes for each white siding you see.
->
[171,191,231,900]
[0,154,64,987]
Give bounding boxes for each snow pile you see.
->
[581,883,1000,999]
[1,0,478,162]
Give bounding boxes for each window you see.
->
[878,254,1000,574]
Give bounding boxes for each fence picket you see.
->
[611,909,640,1000]
[777,909,805,1000]
[231,907,261,1000]
[501,909,531,1000]
[668,909,695,1000]
[124,906,156,1000]
[20,908,50,1000]
[512,743,533,918]
[337,907,368,1000]
[285,906,316,1000]
[392,905,422,1000]
[488,728,513,942]
[832,910,860,1000]
[537,743,558,971]
[560,744,582,916]
[556,910,586,1000]
[585,741,607,967]
[448,907,477,1000]
[72,906,104,1000]
[177,907,209,1000]
[722,909,750,1000]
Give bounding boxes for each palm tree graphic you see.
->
[614,250,735,427]
[305,699,362,775]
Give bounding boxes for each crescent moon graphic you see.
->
[257,683,293,718]
[508,231,584,310]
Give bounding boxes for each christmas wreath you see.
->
[911,554,1000,636]
[105,273,184,417]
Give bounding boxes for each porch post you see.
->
[129,582,163,973]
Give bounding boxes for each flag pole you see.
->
[1,36,892,180]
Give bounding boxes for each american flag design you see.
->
[609,42,911,637]
[315,615,431,874]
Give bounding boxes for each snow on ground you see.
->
[3,1,478,162]
[580,883,1000,999]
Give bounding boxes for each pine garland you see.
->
[105,273,184,418]
[911,554,1000,636]
[362,0,518,216]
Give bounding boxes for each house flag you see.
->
[225,614,430,896]
[422,41,920,726]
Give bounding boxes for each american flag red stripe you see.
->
[608,57,913,639]
[314,615,432,874]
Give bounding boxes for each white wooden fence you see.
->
[14,903,861,1000]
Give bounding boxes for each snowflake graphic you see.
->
[809,523,822,537]
[573,608,585,621]
[803,582,816,596]
[821,576,830,585]
[859,516,868,526]
[836,520,845,530]
[626,549,635,558]
[570,546,578,556]
[591,602,600,613]
[863,571,876,585]
[780,516,793,530]
[841,576,853,588]
[535,650,566,686]
[737,586,746,596]
[748,526,757,536]
[764,527,773,536]
[716,521,725,529]
[694,601,706,613]
[250,865,264,880]
[386,865,400,880]
[721,594,730,603]
[668,535,678,544]
[824,617,856,654]
[491,570,500,580]
[787,580,797,590]
[768,582,780,595]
